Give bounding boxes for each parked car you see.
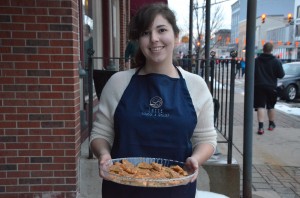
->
[277,62,300,101]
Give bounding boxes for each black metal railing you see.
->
[198,58,237,164]
[84,53,238,164]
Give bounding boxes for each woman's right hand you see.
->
[98,153,112,180]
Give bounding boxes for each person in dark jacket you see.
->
[254,42,285,135]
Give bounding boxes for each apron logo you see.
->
[149,96,163,108]
[141,96,169,118]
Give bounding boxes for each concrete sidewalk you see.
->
[229,93,300,197]
[78,80,300,198]
[224,78,300,198]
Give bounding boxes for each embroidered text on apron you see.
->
[102,67,198,198]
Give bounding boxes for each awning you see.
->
[130,0,168,17]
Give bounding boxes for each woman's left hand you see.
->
[185,157,199,182]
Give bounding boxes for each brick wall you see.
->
[0,0,81,197]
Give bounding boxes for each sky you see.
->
[168,0,237,36]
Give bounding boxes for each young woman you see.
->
[90,3,217,198]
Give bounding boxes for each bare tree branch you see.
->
[194,1,225,57]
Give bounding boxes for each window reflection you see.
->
[82,0,93,68]
[83,24,93,68]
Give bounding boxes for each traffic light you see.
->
[197,41,201,47]
[261,14,266,23]
[288,13,293,23]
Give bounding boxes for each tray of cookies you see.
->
[102,157,197,187]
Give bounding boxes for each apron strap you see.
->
[134,66,184,79]
[134,67,143,75]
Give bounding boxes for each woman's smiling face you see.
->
[138,14,178,67]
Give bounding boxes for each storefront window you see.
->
[82,0,93,68]
[80,0,94,131]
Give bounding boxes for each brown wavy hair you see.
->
[128,3,180,68]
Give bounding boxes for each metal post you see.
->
[243,0,257,197]
[205,0,211,86]
[188,0,193,72]
[87,49,95,159]
[210,56,215,96]
[228,58,235,164]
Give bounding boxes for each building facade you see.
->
[231,0,295,59]
[230,0,239,49]
[0,0,166,197]
[294,0,300,58]
[213,29,231,58]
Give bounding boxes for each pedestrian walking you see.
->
[240,58,245,78]
[254,42,285,135]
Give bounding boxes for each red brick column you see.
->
[0,0,81,197]
[119,0,129,70]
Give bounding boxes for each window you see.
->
[79,0,95,132]
[296,25,300,37]
[82,0,94,68]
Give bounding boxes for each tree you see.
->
[176,1,226,62]
[194,0,225,57]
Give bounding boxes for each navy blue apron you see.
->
[102,67,198,198]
